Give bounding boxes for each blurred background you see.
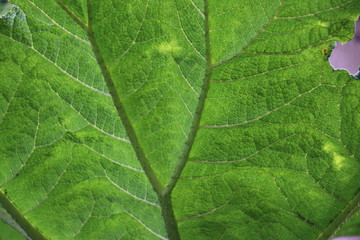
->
[329,17,360,240]
[329,17,360,76]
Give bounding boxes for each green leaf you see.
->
[0,221,26,240]
[335,211,360,236]
[0,0,359,239]
[0,206,28,240]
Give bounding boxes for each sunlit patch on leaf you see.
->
[0,1,32,46]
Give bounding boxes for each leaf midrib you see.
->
[0,190,49,240]
[83,0,164,195]
[316,190,360,240]
[163,0,213,196]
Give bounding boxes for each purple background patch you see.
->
[329,17,360,75]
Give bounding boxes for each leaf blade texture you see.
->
[0,0,359,239]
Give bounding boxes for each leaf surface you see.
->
[0,206,27,240]
[0,0,359,239]
[0,220,26,240]
[335,211,360,236]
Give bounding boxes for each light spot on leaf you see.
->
[333,152,345,170]
[323,142,335,152]
[157,40,182,55]
[316,21,329,28]
[323,142,345,170]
